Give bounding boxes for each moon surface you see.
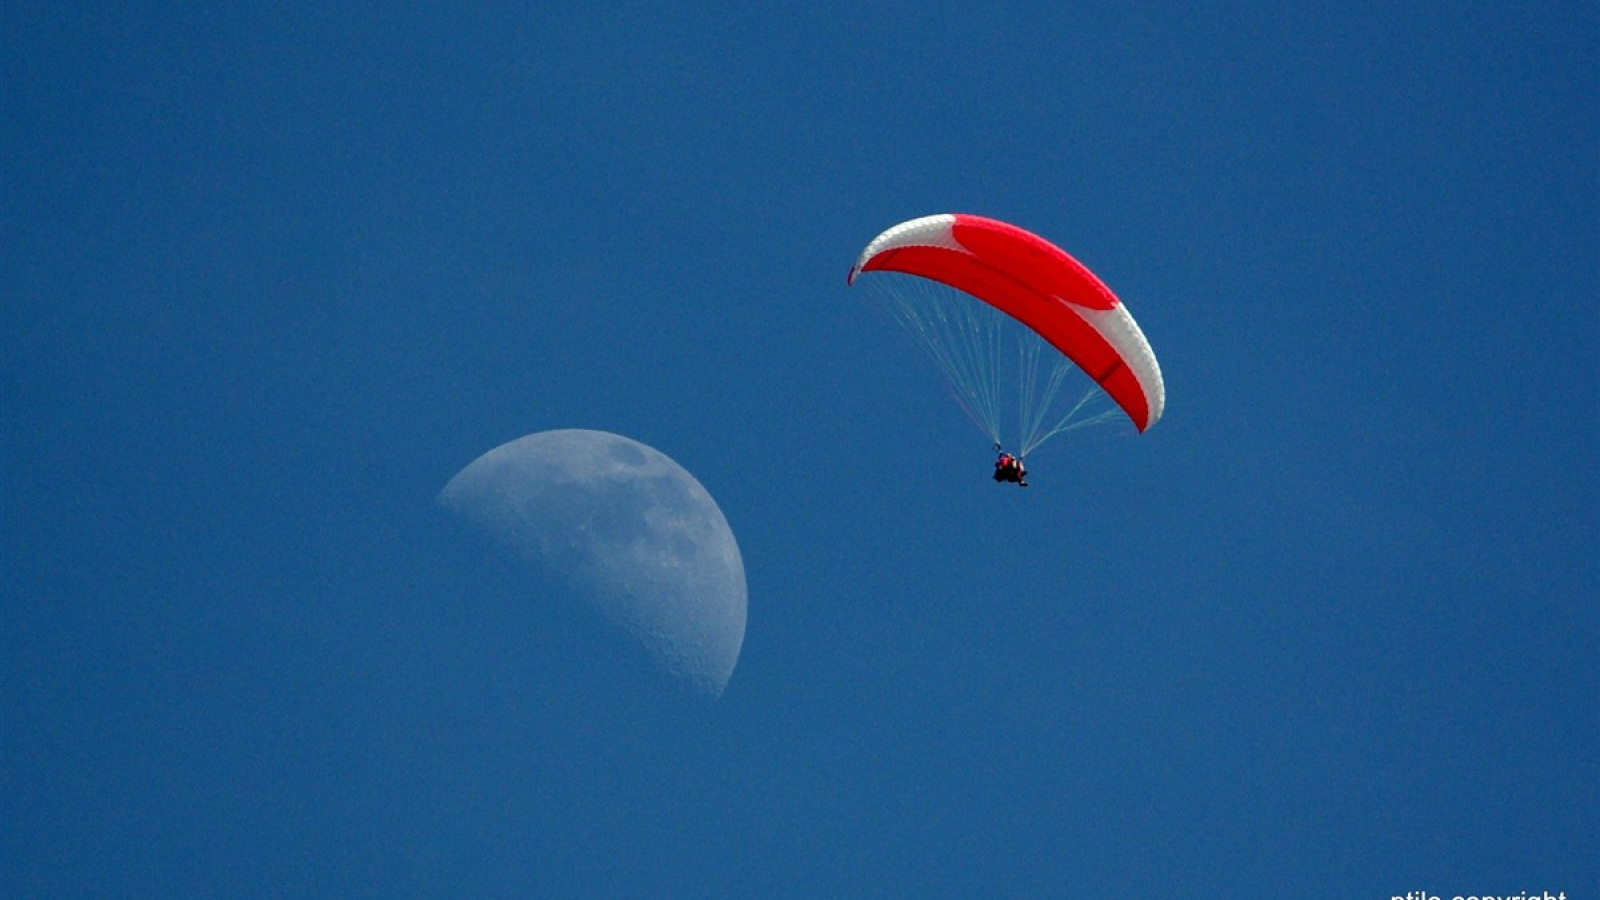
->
[438,429,746,697]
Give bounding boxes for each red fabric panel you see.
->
[950,215,1121,311]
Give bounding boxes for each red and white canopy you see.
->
[849,213,1165,432]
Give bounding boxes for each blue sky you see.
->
[4,2,1596,897]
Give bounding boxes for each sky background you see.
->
[4,2,1596,898]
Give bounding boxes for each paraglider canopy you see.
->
[849,213,1165,433]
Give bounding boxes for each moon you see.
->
[437,429,746,697]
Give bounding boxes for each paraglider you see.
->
[848,213,1164,485]
[993,451,1028,487]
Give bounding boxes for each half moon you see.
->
[438,429,747,697]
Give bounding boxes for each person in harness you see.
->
[993,451,1028,487]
